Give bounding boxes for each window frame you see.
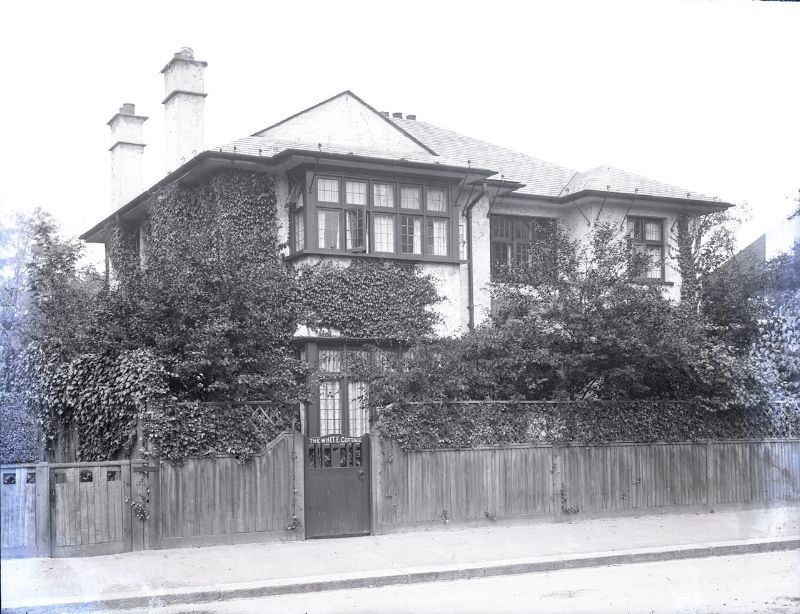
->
[489,214,555,280]
[626,215,666,281]
[297,173,455,262]
[312,345,398,437]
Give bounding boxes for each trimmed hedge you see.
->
[375,399,800,451]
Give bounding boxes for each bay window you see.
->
[299,174,453,260]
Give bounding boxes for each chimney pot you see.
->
[120,103,136,115]
[392,112,403,119]
[406,114,416,120]
[380,111,389,117]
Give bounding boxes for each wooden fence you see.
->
[372,438,800,533]
[3,435,799,557]
[1,432,304,558]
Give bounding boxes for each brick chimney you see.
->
[107,103,147,209]
[161,47,207,172]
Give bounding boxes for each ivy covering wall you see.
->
[296,260,440,341]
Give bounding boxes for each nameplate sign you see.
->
[308,435,362,444]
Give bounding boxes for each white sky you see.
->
[1,0,798,257]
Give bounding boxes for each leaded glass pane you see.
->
[426,188,446,212]
[348,381,369,437]
[317,178,339,203]
[373,183,395,208]
[400,215,422,255]
[319,381,341,435]
[317,210,340,249]
[374,214,395,252]
[345,181,367,205]
[400,186,421,209]
[426,218,448,256]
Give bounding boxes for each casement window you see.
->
[309,175,452,259]
[317,209,341,249]
[490,215,555,279]
[400,215,422,254]
[626,216,664,280]
[292,208,305,251]
[426,218,448,256]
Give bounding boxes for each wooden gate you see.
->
[49,461,132,557]
[304,434,370,538]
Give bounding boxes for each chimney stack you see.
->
[161,47,207,171]
[108,103,147,209]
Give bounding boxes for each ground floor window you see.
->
[307,345,398,437]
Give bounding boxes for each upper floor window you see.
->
[626,216,664,280]
[308,175,453,260]
[318,178,339,203]
[490,214,555,280]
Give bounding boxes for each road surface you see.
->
[108,550,799,613]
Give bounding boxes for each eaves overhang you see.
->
[80,150,498,243]
[505,188,734,212]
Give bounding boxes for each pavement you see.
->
[2,506,799,613]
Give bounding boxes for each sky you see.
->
[1,0,798,261]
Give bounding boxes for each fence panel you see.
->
[559,443,708,515]
[375,437,553,531]
[711,440,800,504]
[1,465,42,557]
[156,432,299,548]
[50,461,131,557]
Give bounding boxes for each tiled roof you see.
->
[390,117,577,198]
[563,166,719,202]
[390,117,723,204]
[216,98,727,205]
[216,135,479,170]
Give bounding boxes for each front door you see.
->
[304,434,370,538]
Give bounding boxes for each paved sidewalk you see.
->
[2,507,798,612]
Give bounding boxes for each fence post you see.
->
[551,446,565,523]
[129,460,145,551]
[369,431,381,535]
[706,441,716,511]
[145,461,161,550]
[35,463,51,557]
[292,430,306,540]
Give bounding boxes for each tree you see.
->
[672,209,742,315]
[371,223,756,408]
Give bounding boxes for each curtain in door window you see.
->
[347,381,369,437]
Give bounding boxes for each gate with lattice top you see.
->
[304,434,371,538]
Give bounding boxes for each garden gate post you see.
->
[35,462,51,556]
[292,429,306,538]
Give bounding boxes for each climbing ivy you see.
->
[296,259,441,342]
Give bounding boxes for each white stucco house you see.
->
[81,48,734,438]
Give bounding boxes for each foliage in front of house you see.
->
[370,225,758,409]
[296,260,440,341]
[376,399,800,451]
[141,400,298,462]
[7,172,308,461]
